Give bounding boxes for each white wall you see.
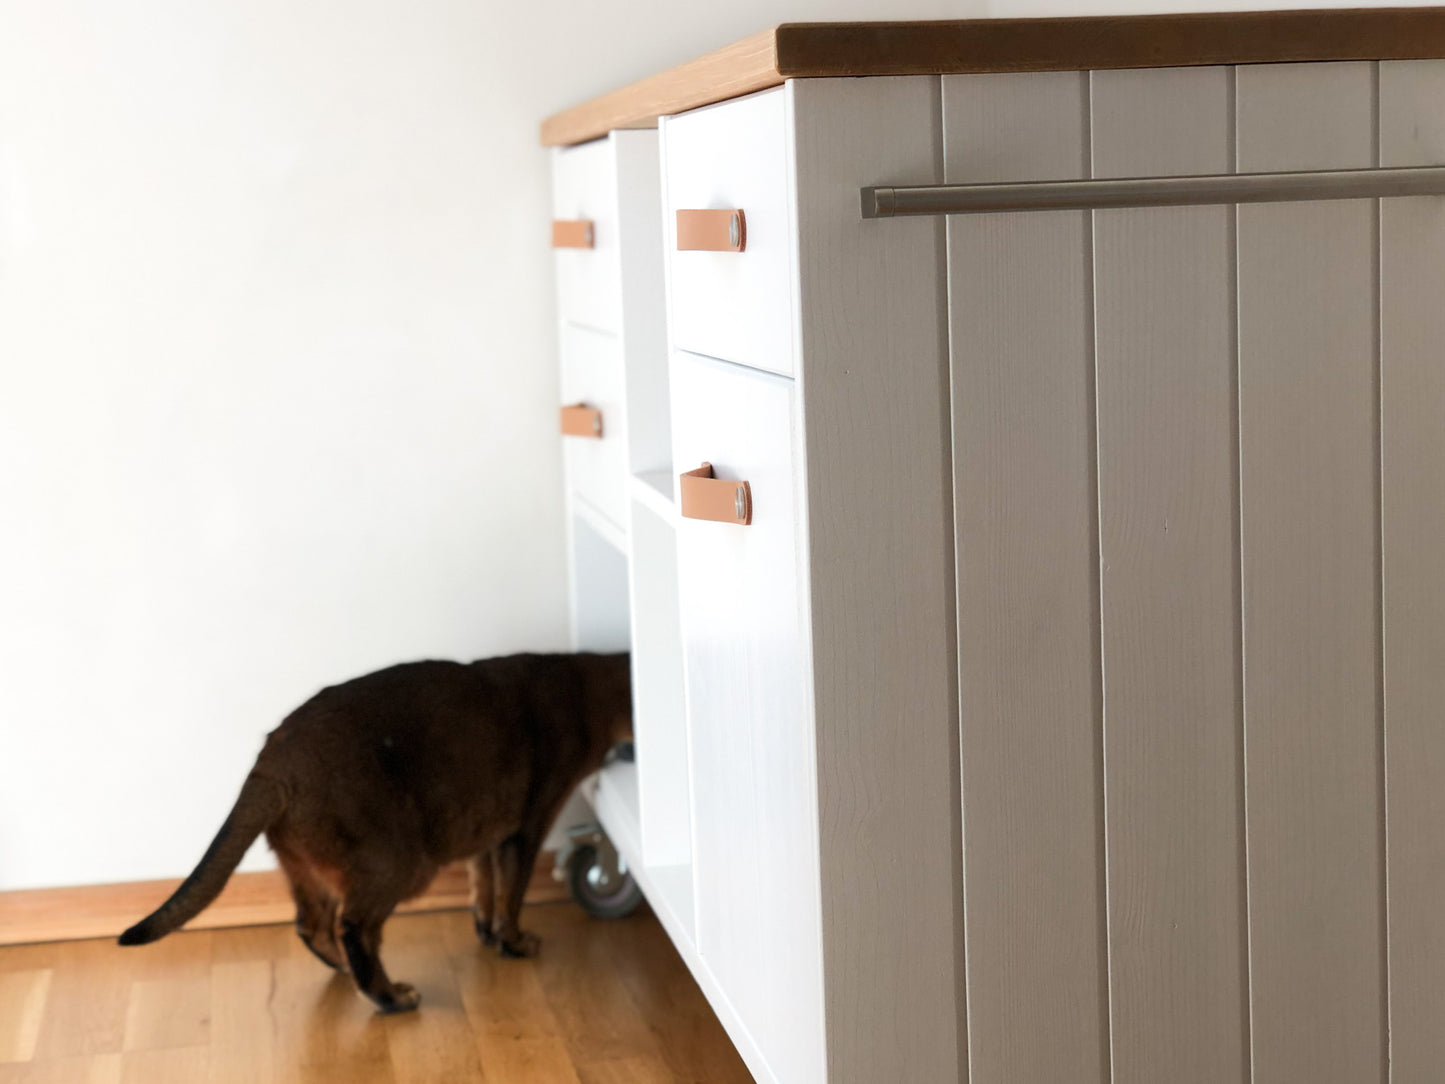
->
[0,0,983,893]
[0,2,573,893]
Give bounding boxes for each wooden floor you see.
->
[0,902,753,1083]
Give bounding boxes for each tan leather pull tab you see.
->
[679,462,751,526]
[560,404,603,438]
[552,220,595,249]
[676,209,746,252]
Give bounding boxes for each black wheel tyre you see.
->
[567,844,644,919]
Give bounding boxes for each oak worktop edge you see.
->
[542,8,1445,146]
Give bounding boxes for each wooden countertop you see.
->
[542,7,1445,146]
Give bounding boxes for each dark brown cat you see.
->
[119,652,632,1013]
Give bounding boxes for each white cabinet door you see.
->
[662,89,796,377]
[670,349,824,1084]
[560,323,628,536]
[552,137,622,335]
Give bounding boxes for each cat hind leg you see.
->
[467,850,497,946]
[277,851,348,972]
[296,897,346,973]
[337,885,419,1014]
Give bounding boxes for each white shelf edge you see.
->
[595,759,641,836]
[597,765,692,943]
[570,492,629,554]
[559,316,623,340]
[629,469,678,527]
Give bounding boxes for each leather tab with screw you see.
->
[679,462,751,525]
[560,404,603,438]
[552,220,595,248]
[676,209,746,253]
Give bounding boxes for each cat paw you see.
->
[376,983,421,1014]
[473,916,497,946]
[498,931,541,958]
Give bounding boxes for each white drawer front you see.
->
[560,324,628,535]
[552,138,621,335]
[663,89,796,378]
[671,349,824,1083]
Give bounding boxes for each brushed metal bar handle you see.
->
[676,209,746,252]
[560,404,603,439]
[861,164,1445,218]
[552,220,595,248]
[679,462,751,526]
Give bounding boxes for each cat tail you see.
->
[117,771,285,946]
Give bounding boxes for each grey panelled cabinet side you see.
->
[946,70,1111,1084]
[1091,65,1246,1084]
[1380,58,1445,1084]
[1236,61,1384,1084]
[551,39,1445,1084]
[946,59,1445,1084]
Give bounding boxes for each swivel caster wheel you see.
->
[558,824,643,919]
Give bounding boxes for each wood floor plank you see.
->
[123,979,211,1052]
[31,940,131,1059]
[385,1008,485,1083]
[531,907,666,1068]
[434,909,482,958]
[576,1054,674,1084]
[122,929,213,983]
[446,912,586,1081]
[116,928,216,1054]
[210,924,293,966]
[0,903,742,1084]
[0,1054,122,1084]
[120,1046,209,1084]
[383,916,485,1084]
[268,955,394,1084]
[596,911,752,1083]
[449,937,564,1042]
[0,970,52,1064]
[0,946,57,975]
[208,961,276,1084]
[475,1036,582,1084]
